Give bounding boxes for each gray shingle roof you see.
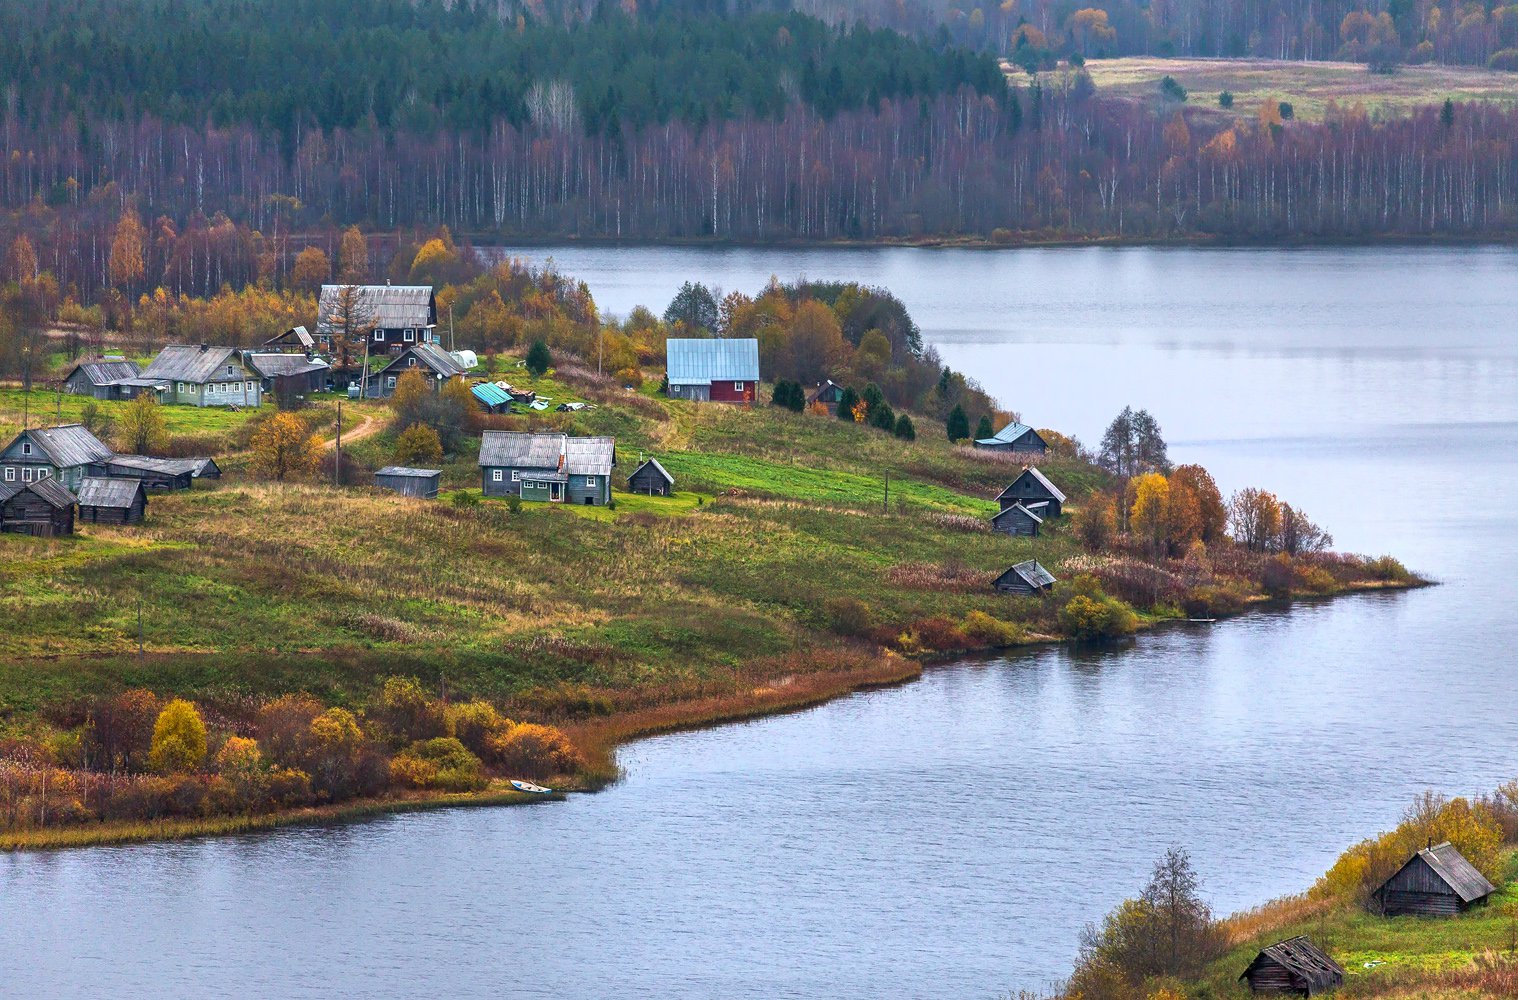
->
[666,338,760,384]
[376,466,441,478]
[67,360,141,386]
[996,466,1067,504]
[1418,842,1497,902]
[377,343,467,379]
[630,458,674,484]
[1000,559,1057,590]
[264,325,315,349]
[0,476,77,507]
[244,353,330,378]
[318,284,436,333]
[15,425,115,468]
[142,345,249,384]
[1240,937,1343,993]
[77,476,145,509]
[479,432,616,477]
[106,455,206,476]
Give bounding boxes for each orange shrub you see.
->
[489,724,586,782]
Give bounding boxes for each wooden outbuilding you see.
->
[994,559,1057,595]
[262,325,316,352]
[1372,841,1496,917]
[805,380,846,411]
[0,478,76,536]
[374,466,441,499]
[90,455,211,492]
[1239,937,1343,996]
[63,359,148,400]
[76,477,148,526]
[991,502,1044,537]
[996,467,1066,519]
[975,421,1048,454]
[627,458,674,496]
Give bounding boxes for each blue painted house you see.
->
[1,424,115,492]
[975,421,1047,454]
[479,431,616,505]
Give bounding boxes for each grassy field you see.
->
[1031,57,1518,123]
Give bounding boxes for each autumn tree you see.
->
[1099,406,1170,478]
[390,368,432,416]
[1228,487,1282,552]
[1077,847,1225,985]
[83,689,161,773]
[149,699,208,773]
[108,210,147,291]
[338,226,369,282]
[394,423,443,466]
[251,411,323,481]
[1280,504,1333,555]
[664,281,719,333]
[6,234,37,282]
[116,394,169,454]
[290,246,331,292]
[1169,464,1226,543]
[1073,491,1117,550]
[325,284,376,379]
[1129,472,1170,555]
[788,299,848,382]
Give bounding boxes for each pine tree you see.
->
[946,405,969,441]
[835,386,860,422]
[525,340,552,377]
[894,414,916,440]
[975,414,995,440]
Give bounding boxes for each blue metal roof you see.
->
[666,338,760,384]
[977,421,1037,446]
[472,383,512,408]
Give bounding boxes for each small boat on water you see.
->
[511,779,554,795]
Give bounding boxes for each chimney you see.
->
[200,344,209,353]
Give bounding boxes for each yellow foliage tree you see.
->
[6,234,38,282]
[338,226,369,282]
[109,210,147,290]
[394,423,443,466]
[116,393,169,455]
[1129,472,1170,555]
[290,246,331,292]
[390,368,432,414]
[149,699,207,773]
[251,412,322,481]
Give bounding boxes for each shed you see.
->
[263,325,316,352]
[627,458,674,496]
[91,455,210,491]
[806,380,847,411]
[1372,842,1496,917]
[471,382,513,413]
[0,478,76,536]
[76,477,148,526]
[975,421,1048,454]
[244,352,330,397]
[375,466,441,499]
[991,502,1044,537]
[996,467,1067,518]
[1240,937,1344,996]
[665,338,760,403]
[994,559,1057,595]
[63,359,142,400]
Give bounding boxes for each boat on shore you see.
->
[511,780,554,795]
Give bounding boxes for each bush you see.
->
[1261,554,1295,596]
[390,737,486,792]
[962,610,1023,646]
[256,693,323,768]
[1160,75,1188,101]
[909,616,971,652]
[393,423,443,466]
[149,699,207,774]
[525,339,552,376]
[1278,101,1294,120]
[367,676,448,748]
[1058,587,1139,641]
[824,597,873,636]
[1218,90,1234,108]
[894,414,916,440]
[1365,555,1412,582]
[446,701,515,763]
[835,386,860,422]
[489,723,586,782]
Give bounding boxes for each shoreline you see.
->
[468,233,1518,253]
[1,576,1425,855]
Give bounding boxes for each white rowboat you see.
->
[511,780,553,795]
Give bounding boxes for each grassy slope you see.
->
[1029,57,1518,123]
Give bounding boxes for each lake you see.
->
[5,246,1518,999]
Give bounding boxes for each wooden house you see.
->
[262,325,316,352]
[665,339,760,403]
[627,458,674,496]
[76,477,147,526]
[1372,842,1496,917]
[375,466,441,499]
[62,359,163,401]
[0,478,76,536]
[141,345,262,408]
[366,344,468,399]
[994,560,1057,595]
[991,502,1044,537]
[1239,937,1343,996]
[90,455,214,492]
[975,421,1048,454]
[1,424,115,492]
[479,431,615,505]
[805,380,847,412]
[996,467,1066,519]
[318,284,438,355]
[245,353,331,398]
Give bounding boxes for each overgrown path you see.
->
[325,412,382,451]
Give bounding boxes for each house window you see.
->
[408,358,416,366]
[492,470,503,482]
[2,467,12,481]
[209,383,218,395]
[36,468,48,479]
[374,330,386,341]
[22,468,33,482]
[246,382,254,392]
[404,328,415,342]
[21,442,30,456]
[586,477,597,487]
[177,382,185,393]
[511,471,520,482]
[386,376,397,389]
[735,382,745,391]
[226,365,234,376]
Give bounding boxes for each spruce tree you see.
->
[946,404,969,441]
[894,414,916,440]
[836,386,860,422]
[525,339,552,377]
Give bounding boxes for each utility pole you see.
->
[449,305,455,352]
[335,397,343,487]
[137,595,144,658]
[597,324,603,376]
[884,470,890,513]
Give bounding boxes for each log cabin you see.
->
[1239,937,1343,996]
[996,467,1066,519]
[1372,841,1496,916]
[627,458,674,496]
[0,478,76,536]
[994,560,1057,595]
[975,421,1048,454]
[76,477,148,526]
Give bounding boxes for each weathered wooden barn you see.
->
[1,424,115,492]
[975,421,1049,454]
[375,466,441,499]
[62,359,152,400]
[1239,937,1343,996]
[991,502,1044,537]
[90,455,215,492]
[627,458,674,496]
[805,380,846,411]
[366,343,468,398]
[665,338,760,403]
[0,478,76,536]
[245,352,331,399]
[1372,842,1496,916]
[479,431,616,505]
[262,325,316,352]
[76,477,148,526]
[994,559,1057,595]
[996,467,1066,519]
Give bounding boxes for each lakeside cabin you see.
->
[627,458,674,497]
[991,502,1044,537]
[996,466,1066,520]
[374,466,441,500]
[479,431,615,506]
[0,478,77,537]
[665,338,760,403]
[994,560,1057,596]
[1239,937,1343,997]
[975,420,1048,455]
[76,477,148,526]
[1372,841,1496,917]
[1,424,115,492]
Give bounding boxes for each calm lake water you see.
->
[6,246,1518,999]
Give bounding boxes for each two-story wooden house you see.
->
[140,345,262,407]
[318,284,439,356]
[479,431,616,506]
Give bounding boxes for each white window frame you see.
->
[585,476,597,487]
[511,471,520,482]
[246,381,254,392]
[2,467,12,482]
[21,442,31,456]
[386,376,397,389]
[177,382,185,393]
[492,470,503,482]
[403,328,415,342]
[734,382,746,391]
[226,365,235,376]
[374,330,386,342]
[407,357,416,367]
[209,382,218,395]
[22,468,33,482]
[36,468,48,479]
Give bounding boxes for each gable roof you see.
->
[105,455,206,477]
[1395,842,1497,903]
[666,338,760,384]
[629,458,674,484]
[0,476,77,508]
[479,432,616,477]
[1240,937,1343,992]
[471,383,512,409]
[264,325,315,349]
[977,421,1044,447]
[806,379,844,402]
[997,559,1057,590]
[375,466,441,479]
[377,343,467,379]
[996,466,1067,504]
[244,353,330,378]
[142,345,248,384]
[11,424,114,468]
[66,360,141,386]
[991,502,1044,526]
[77,476,146,509]
[318,284,436,333]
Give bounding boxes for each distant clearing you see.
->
[1021,57,1518,122]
